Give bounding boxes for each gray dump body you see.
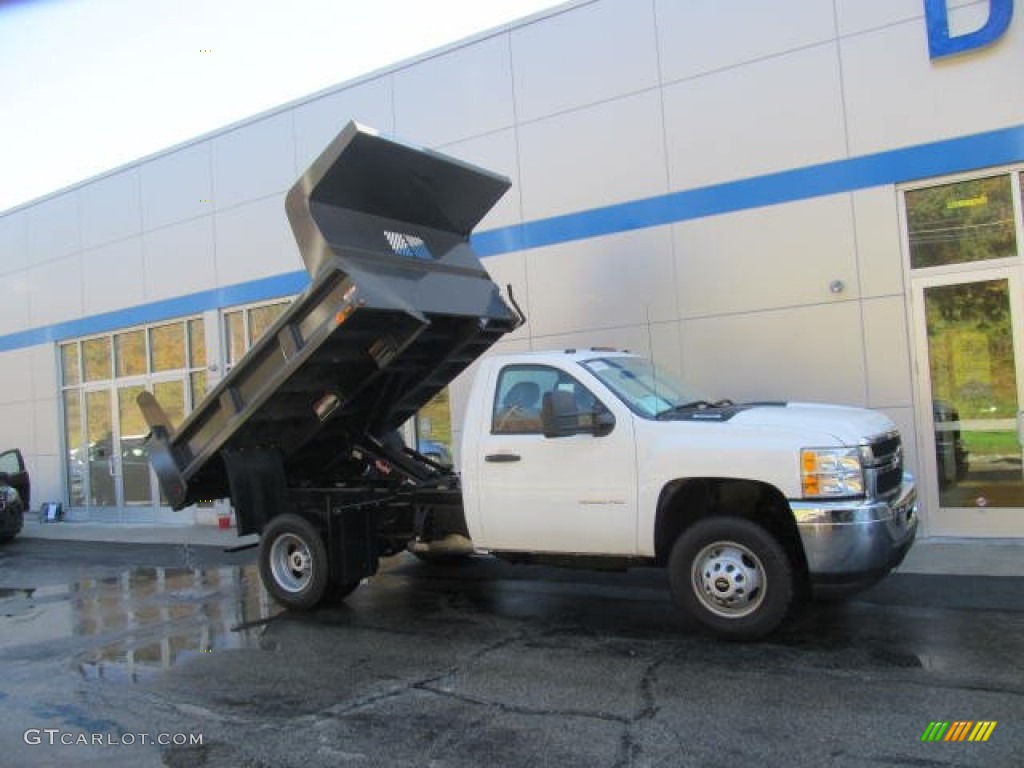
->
[139,123,520,510]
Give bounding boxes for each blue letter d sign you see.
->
[925,0,1014,58]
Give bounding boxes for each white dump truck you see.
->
[140,123,917,640]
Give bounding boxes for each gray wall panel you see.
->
[293,77,394,172]
[212,113,297,211]
[681,302,868,406]
[662,44,848,190]
[518,89,668,220]
[655,0,835,82]
[394,35,515,148]
[0,210,29,275]
[82,237,145,315]
[511,0,659,122]
[673,195,858,319]
[142,216,216,301]
[27,253,82,327]
[214,194,297,286]
[140,142,213,231]
[79,169,142,250]
[26,192,79,265]
[440,129,522,230]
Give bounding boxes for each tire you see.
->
[259,514,330,611]
[668,517,795,640]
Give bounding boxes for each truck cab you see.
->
[461,350,918,638]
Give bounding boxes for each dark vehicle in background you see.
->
[417,439,453,468]
[0,449,30,543]
[933,400,970,488]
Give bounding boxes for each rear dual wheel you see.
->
[259,514,360,610]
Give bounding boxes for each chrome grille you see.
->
[864,431,903,499]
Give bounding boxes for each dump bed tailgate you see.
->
[140,123,520,509]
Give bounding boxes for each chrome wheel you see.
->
[269,532,315,594]
[691,540,766,619]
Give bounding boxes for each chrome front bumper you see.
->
[790,474,919,597]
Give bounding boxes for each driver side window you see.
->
[491,365,604,435]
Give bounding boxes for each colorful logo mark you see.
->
[921,721,997,742]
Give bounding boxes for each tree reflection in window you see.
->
[906,175,1016,269]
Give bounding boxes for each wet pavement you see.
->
[0,537,1022,767]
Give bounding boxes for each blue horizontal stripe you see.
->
[0,271,310,352]
[471,124,1024,256]
[1,124,1022,352]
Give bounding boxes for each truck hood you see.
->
[729,401,896,445]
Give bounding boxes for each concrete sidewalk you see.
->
[15,519,1024,577]
[18,518,258,549]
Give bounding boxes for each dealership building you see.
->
[0,0,1021,537]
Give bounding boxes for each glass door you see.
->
[83,388,119,519]
[912,268,1024,535]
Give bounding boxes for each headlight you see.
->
[801,447,865,498]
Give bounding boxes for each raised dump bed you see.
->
[139,122,521,517]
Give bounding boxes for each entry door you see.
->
[912,268,1024,535]
[82,378,186,518]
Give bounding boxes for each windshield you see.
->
[581,357,713,419]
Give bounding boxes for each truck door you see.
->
[474,364,638,554]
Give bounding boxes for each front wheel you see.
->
[668,517,795,640]
[259,514,330,611]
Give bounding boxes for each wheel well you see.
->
[654,478,809,584]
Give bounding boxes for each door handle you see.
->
[485,453,521,463]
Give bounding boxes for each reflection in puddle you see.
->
[0,564,281,684]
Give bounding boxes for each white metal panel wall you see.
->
[0,345,61,506]
[510,0,659,122]
[212,113,297,211]
[292,77,395,172]
[0,209,29,276]
[142,216,216,301]
[214,195,297,285]
[673,195,858,319]
[841,8,1023,155]
[656,0,836,81]
[523,226,677,338]
[139,141,213,231]
[27,254,83,327]
[394,35,515,147]
[517,89,668,220]
[26,191,79,265]
[78,169,142,251]
[662,44,848,189]
[82,238,145,315]
[439,129,522,231]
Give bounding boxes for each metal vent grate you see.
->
[385,231,432,261]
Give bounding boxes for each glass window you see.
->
[64,389,86,506]
[150,323,185,372]
[249,303,287,345]
[581,356,709,419]
[61,343,80,386]
[905,175,1017,269]
[492,365,605,435]
[417,389,453,467]
[187,318,205,369]
[114,330,147,377]
[224,311,246,367]
[82,337,112,382]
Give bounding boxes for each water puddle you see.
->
[0,564,282,684]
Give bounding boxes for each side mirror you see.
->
[541,390,615,438]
